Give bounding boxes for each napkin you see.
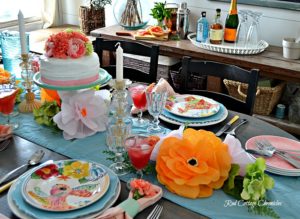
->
[222,134,254,176]
[0,213,9,219]
[53,89,110,140]
[131,78,176,114]
[0,125,12,142]
[96,184,162,219]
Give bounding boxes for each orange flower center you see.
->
[42,168,51,174]
[81,107,87,117]
[187,157,198,166]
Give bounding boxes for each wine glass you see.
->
[246,11,263,47]
[129,85,149,127]
[106,122,131,176]
[235,10,250,48]
[125,135,154,186]
[146,91,168,134]
[0,82,19,130]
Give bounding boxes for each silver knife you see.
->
[215,115,239,137]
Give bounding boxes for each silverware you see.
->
[0,159,53,193]
[255,141,300,169]
[0,139,11,152]
[215,115,239,137]
[147,204,163,219]
[260,139,300,154]
[0,149,45,184]
[224,119,248,137]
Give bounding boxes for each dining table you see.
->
[0,108,299,219]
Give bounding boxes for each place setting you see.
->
[245,135,300,176]
[7,159,121,219]
[160,94,228,127]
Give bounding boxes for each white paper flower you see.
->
[53,89,109,140]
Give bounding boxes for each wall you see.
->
[61,0,300,46]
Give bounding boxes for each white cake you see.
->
[40,52,100,86]
[39,29,100,87]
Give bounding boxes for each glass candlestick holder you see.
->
[18,54,41,113]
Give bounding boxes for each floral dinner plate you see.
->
[22,160,110,212]
[165,95,220,118]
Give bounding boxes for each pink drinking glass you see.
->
[125,135,154,182]
[129,85,149,127]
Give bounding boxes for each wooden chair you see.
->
[93,37,159,83]
[181,56,260,115]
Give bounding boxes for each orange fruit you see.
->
[148,26,165,37]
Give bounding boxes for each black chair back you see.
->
[181,56,260,115]
[93,37,159,83]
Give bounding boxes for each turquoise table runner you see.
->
[3,113,300,219]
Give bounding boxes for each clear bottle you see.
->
[210,9,223,44]
[196,11,209,43]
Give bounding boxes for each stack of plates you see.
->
[33,68,112,91]
[245,135,300,176]
[8,160,120,219]
[159,94,228,127]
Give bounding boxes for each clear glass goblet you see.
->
[0,84,19,130]
[246,11,263,47]
[129,85,149,128]
[146,91,168,134]
[235,10,250,48]
[125,135,154,187]
[106,122,131,176]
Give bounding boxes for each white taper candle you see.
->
[116,43,123,81]
[18,10,27,54]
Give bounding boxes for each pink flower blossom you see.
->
[67,38,86,58]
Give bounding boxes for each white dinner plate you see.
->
[160,103,228,127]
[165,95,220,118]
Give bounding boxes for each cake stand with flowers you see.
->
[32,29,112,140]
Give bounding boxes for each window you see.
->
[0,0,42,28]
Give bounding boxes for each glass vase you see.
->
[113,0,152,30]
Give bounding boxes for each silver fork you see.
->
[260,139,300,154]
[147,204,163,219]
[255,140,300,168]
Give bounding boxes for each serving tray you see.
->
[187,33,269,55]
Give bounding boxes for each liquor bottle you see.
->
[209,9,223,44]
[224,0,239,43]
[196,11,209,43]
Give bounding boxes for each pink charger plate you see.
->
[245,135,300,172]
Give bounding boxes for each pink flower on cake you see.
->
[67,38,86,58]
[44,30,92,59]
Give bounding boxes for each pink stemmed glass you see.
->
[125,135,154,185]
[0,87,19,130]
[129,85,149,127]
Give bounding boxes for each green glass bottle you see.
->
[224,0,239,43]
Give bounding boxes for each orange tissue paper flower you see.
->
[40,88,61,106]
[156,128,232,199]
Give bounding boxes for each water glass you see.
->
[0,31,30,79]
[235,10,250,48]
[146,91,168,134]
[106,122,131,176]
[246,11,263,47]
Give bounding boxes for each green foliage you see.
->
[241,158,274,202]
[89,0,111,9]
[33,101,60,129]
[15,87,23,104]
[85,42,94,55]
[222,158,279,219]
[150,2,171,22]
[133,189,144,200]
[103,150,155,175]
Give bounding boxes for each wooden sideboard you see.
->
[91,25,300,83]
